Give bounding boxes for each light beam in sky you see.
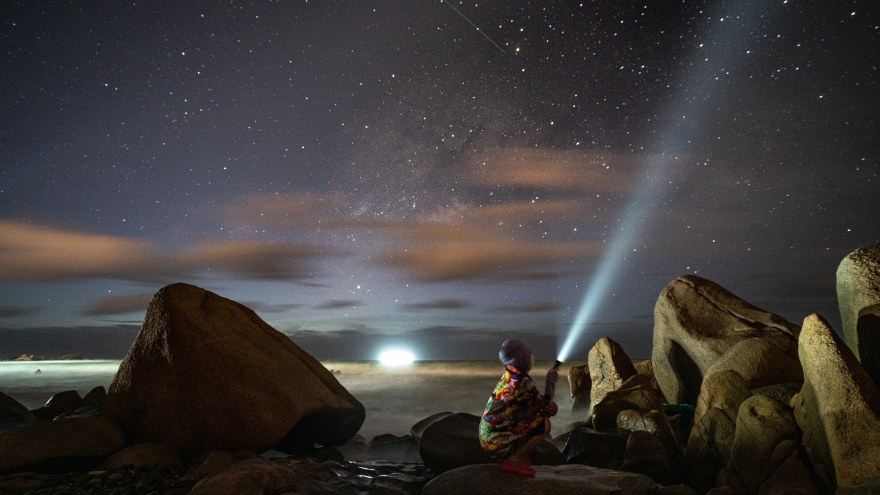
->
[557,0,776,362]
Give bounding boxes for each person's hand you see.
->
[543,400,558,416]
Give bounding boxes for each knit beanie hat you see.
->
[498,338,532,373]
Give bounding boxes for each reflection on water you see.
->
[0,359,586,440]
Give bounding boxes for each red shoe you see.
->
[499,459,536,476]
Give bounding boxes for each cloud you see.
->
[0,221,336,283]
[403,299,473,311]
[490,302,559,313]
[381,223,599,282]
[82,294,154,316]
[313,299,363,310]
[226,192,343,227]
[0,306,32,318]
[467,148,649,193]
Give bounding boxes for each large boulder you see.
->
[422,464,659,495]
[104,283,365,456]
[719,395,801,494]
[0,391,37,433]
[567,364,591,411]
[0,417,125,473]
[685,407,737,494]
[553,426,627,468]
[619,429,677,485]
[418,412,564,472]
[30,390,87,421]
[634,360,668,404]
[98,442,182,469]
[653,275,802,404]
[588,337,638,417]
[837,243,880,364]
[793,314,880,493]
[693,370,752,425]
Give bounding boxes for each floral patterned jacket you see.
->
[478,365,546,459]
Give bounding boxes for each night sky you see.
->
[1,0,878,361]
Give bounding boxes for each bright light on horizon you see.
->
[378,349,416,367]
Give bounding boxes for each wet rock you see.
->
[567,364,591,411]
[366,434,420,462]
[0,417,125,473]
[793,314,880,493]
[694,370,752,425]
[83,386,107,408]
[418,412,563,473]
[422,464,658,495]
[183,450,259,480]
[0,391,37,433]
[837,242,880,365]
[53,405,103,419]
[104,283,365,456]
[98,442,183,469]
[30,390,87,421]
[553,426,626,468]
[619,430,676,485]
[587,337,638,418]
[653,275,801,404]
[337,434,369,460]
[720,395,801,494]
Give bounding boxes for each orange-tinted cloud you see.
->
[82,294,154,316]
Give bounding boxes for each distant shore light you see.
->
[378,349,415,367]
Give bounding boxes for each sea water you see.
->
[0,360,586,440]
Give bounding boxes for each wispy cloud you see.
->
[82,294,153,316]
[490,302,559,313]
[313,299,363,310]
[0,306,32,318]
[403,299,474,311]
[0,221,337,283]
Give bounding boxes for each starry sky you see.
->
[1,0,878,361]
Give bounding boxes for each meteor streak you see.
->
[441,0,506,54]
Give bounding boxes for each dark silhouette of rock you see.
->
[858,303,880,388]
[0,417,124,473]
[98,442,182,469]
[104,283,364,456]
[718,395,801,494]
[686,407,736,493]
[619,429,677,485]
[793,314,880,493]
[694,370,752,425]
[553,426,626,468]
[366,433,420,462]
[0,391,37,433]
[757,450,821,495]
[410,411,452,443]
[567,364,591,411]
[422,464,658,495]
[653,275,801,404]
[837,242,880,364]
[587,337,638,418]
[418,412,564,473]
[83,386,107,408]
[30,390,87,421]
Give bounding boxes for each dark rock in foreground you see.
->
[0,417,125,473]
[104,283,365,456]
[0,391,37,433]
[422,464,658,495]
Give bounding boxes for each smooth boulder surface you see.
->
[858,303,880,387]
[634,360,668,404]
[422,464,659,495]
[0,417,125,473]
[837,242,880,363]
[410,411,452,443]
[720,395,801,494]
[104,283,365,456]
[418,412,564,473]
[98,442,182,469]
[567,364,591,411]
[553,427,627,468]
[694,370,752,424]
[0,391,37,433]
[30,390,86,421]
[793,314,880,493]
[653,275,801,404]
[588,337,638,417]
[619,430,676,485]
[685,407,737,494]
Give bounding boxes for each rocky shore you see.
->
[2,242,880,494]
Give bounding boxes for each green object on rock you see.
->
[662,403,695,422]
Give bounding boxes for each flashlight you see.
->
[552,359,562,370]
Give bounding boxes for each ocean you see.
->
[0,359,587,441]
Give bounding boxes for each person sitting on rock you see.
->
[479,338,559,476]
